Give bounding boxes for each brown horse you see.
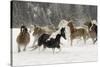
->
[67,22,88,46]
[16,25,30,52]
[84,20,97,44]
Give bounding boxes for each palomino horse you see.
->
[67,21,88,46]
[29,24,56,47]
[84,20,97,44]
[16,25,30,52]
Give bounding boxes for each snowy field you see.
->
[12,28,98,66]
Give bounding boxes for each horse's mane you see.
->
[33,26,45,36]
[58,19,69,28]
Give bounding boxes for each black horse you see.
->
[32,27,66,54]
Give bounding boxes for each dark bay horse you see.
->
[16,25,30,52]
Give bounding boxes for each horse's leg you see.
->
[60,42,63,45]
[92,38,95,44]
[94,33,97,44]
[30,40,35,48]
[31,45,38,51]
[18,45,21,53]
[42,45,46,51]
[23,45,27,51]
[42,48,46,51]
[52,48,55,54]
[56,48,61,53]
[38,46,41,53]
[70,39,73,46]
[31,38,37,48]
[59,48,61,52]
[86,33,90,40]
[83,36,86,44]
[93,37,97,44]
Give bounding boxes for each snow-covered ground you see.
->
[12,28,98,66]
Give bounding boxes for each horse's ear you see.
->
[34,24,37,28]
[61,27,65,32]
[62,27,65,30]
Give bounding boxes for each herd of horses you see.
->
[16,19,97,53]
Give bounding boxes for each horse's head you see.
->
[32,25,44,36]
[91,20,97,25]
[67,22,74,28]
[90,24,97,32]
[60,27,66,40]
[67,22,75,33]
[29,25,36,33]
[21,25,28,33]
[84,21,92,28]
[58,19,69,29]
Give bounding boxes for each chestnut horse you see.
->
[67,21,88,46]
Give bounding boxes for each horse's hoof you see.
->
[31,49,35,51]
[23,49,26,51]
[18,51,20,53]
[29,46,34,48]
[56,52,59,54]
[56,51,61,54]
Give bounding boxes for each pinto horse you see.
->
[57,19,71,41]
[84,20,97,44]
[67,21,88,46]
[29,24,56,48]
[32,27,66,54]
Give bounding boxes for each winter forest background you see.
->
[11,1,97,28]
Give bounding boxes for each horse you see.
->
[67,21,88,46]
[57,19,71,41]
[16,25,30,52]
[84,20,97,44]
[32,27,66,54]
[29,24,56,48]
